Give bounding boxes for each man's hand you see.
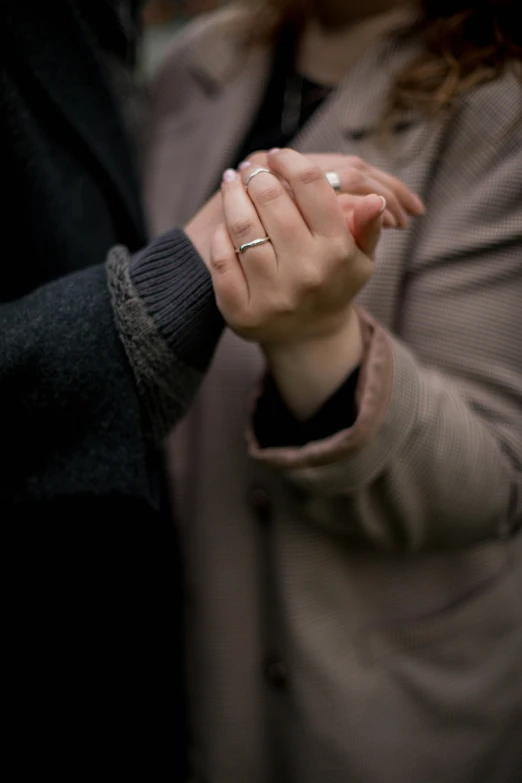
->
[184,190,223,269]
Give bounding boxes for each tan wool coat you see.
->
[144,9,522,783]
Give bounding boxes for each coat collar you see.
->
[185,6,422,137]
[183,7,272,91]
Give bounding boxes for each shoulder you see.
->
[424,68,522,208]
[414,69,522,269]
[147,6,250,115]
[451,69,522,153]
[158,6,239,62]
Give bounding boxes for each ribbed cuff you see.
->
[129,228,224,372]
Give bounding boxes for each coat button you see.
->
[248,486,272,526]
[263,653,289,689]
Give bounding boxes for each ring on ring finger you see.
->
[325,171,342,193]
[235,236,272,255]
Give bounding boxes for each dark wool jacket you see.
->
[1,1,223,777]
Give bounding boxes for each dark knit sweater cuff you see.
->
[107,231,224,442]
[129,228,224,371]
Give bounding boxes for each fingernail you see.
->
[238,161,252,171]
[267,147,280,155]
[378,196,387,215]
[222,169,237,183]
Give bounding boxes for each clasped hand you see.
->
[186,148,423,418]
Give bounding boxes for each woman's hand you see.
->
[185,150,425,271]
[211,148,378,344]
[242,150,425,229]
[210,148,384,418]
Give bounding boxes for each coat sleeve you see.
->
[1,230,223,505]
[248,84,522,552]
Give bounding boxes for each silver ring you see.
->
[245,167,272,190]
[325,171,341,193]
[235,236,271,255]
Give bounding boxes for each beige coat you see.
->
[144,10,522,783]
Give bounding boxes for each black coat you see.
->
[2,2,187,776]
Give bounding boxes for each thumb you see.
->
[347,194,386,259]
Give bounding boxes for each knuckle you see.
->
[298,165,324,187]
[256,181,283,205]
[230,217,255,238]
[329,235,352,262]
[211,254,230,274]
[348,155,365,170]
[346,169,365,190]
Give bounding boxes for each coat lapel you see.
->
[291,33,448,328]
[145,19,272,232]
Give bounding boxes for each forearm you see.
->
[249,315,522,551]
[1,231,223,503]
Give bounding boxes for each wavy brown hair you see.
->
[233,1,522,119]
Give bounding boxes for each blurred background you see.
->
[141,0,224,76]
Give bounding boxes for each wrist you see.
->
[263,307,363,420]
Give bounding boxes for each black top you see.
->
[234,28,333,165]
[254,367,360,449]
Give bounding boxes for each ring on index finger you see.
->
[245,167,272,190]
